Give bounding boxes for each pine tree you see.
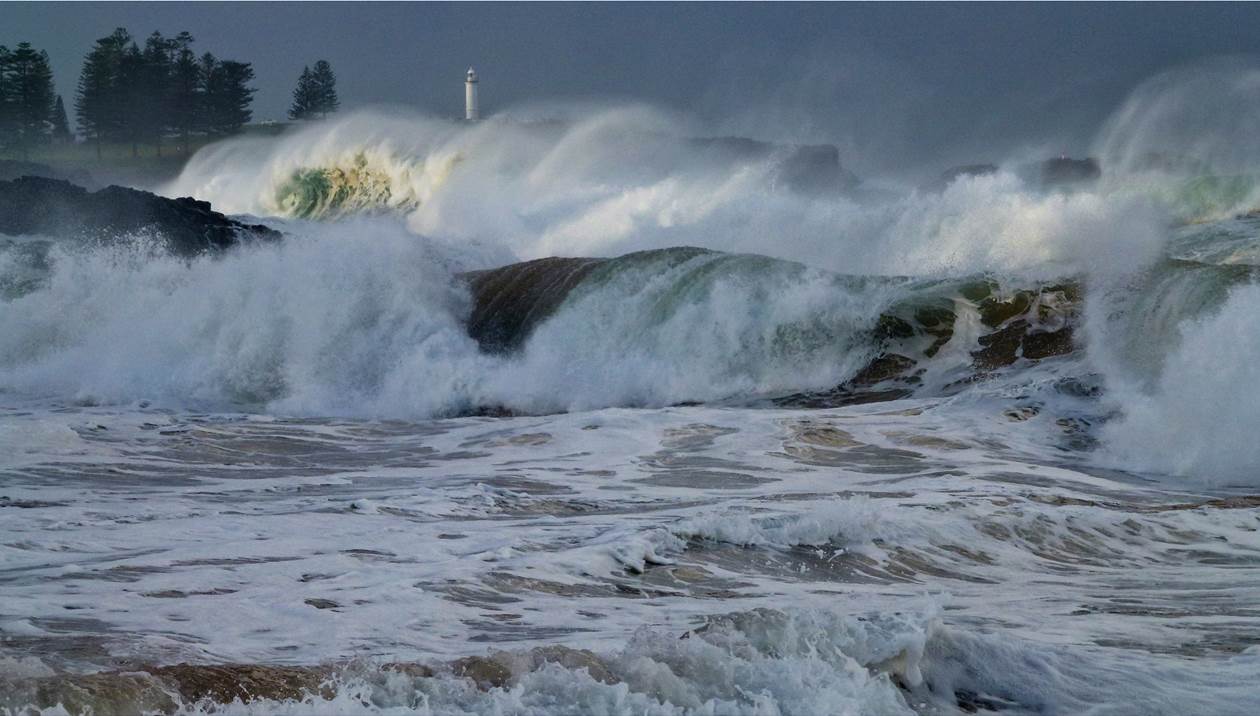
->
[0,47,14,153]
[116,42,156,157]
[74,27,256,156]
[75,28,131,158]
[215,60,256,133]
[4,43,56,158]
[196,53,218,137]
[288,65,316,120]
[310,60,339,118]
[140,31,176,155]
[200,55,254,136]
[168,32,199,152]
[51,95,71,142]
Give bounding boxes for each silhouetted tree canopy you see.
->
[288,65,317,120]
[311,60,339,118]
[72,27,256,156]
[289,60,338,120]
[0,42,57,158]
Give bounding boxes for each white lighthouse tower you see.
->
[464,67,479,121]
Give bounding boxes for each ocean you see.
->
[2,100,1259,714]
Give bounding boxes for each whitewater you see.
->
[2,63,1260,715]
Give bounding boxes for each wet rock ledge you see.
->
[0,175,279,256]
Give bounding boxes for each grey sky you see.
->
[4,2,1260,175]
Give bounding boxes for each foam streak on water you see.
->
[1,397,1258,714]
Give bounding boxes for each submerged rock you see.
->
[0,176,279,256]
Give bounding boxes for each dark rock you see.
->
[972,319,1028,369]
[936,157,1101,190]
[1021,326,1073,360]
[0,176,279,256]
[451,656,513,689]
[462,256,605,353]
[927,163,998,191]
[460,247,711,353]
[303,598,340,610]
[850,353,917,386]
[959,280,995,303]
[0,496,69,509]
[687,136,860,194]
[977,290,1034,328]
[777,143,860,195]
[1038,157,1100,187]
[874,314,916,340]
[150,663,331,704]
[972,321,1075,369]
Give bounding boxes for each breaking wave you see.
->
[5,606,1256,715]
[9,76,1260,480]
[0,231,1079,418]
[164,107,1167,276]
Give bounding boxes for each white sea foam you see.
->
[1102,283,1260,485]
[166,106,1169,278]
[5,68,1260,716]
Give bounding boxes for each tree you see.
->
[200,55,254,136]
[195,52,218,137]
[0,47,14,152]
[74,28,256,157]
[139,31,177,155]
[288,65,317,120]
[1,43,56,158]
[168,32,200,152]
[310,60,338,118]
[51,95,71,142]
[75,28,131,158]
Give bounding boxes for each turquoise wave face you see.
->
[1158,174,1260,223]
[273,154,417,220]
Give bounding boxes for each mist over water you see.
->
[4,59,1260,715]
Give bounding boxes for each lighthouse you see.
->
[465,67,479,121]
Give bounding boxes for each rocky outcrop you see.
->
[688,136,860,194]
[930,158,1102,192]
[0,176,279,255]
[1039,157,1100,187]
[927,163,998,192]
[462,255,606,353]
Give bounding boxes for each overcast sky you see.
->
[5,2,1260,174]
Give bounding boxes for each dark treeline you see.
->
[2,31,345,161]
[0,43,63,158]
[76,28,256,157]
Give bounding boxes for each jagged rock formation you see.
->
[0,176,279,256]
